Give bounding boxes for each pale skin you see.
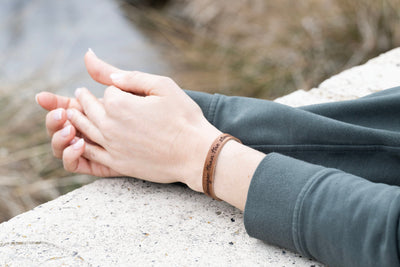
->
[36,50,266,210]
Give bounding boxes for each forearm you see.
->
[213,140,265,210]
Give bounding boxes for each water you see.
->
[0,0,170,221]
[0,0,167,96]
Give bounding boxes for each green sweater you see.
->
[186,87,400,267]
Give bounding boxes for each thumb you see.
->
[85,49,178,96]
[110,71,177,96]
[84,49,127,86]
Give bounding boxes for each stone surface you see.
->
[275,47,400,107]
[1,47,400,266]
[0,179,318,266]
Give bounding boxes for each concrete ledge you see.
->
[1,48,400,266]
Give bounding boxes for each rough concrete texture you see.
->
[1,47,400,266]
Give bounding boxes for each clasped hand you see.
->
[36,50,221,193]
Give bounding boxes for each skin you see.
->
[36,50,266,210]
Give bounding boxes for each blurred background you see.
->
[1,0,399,222]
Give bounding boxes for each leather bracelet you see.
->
[202,133,242,201]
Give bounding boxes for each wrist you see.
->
[181,125,265,211]
[212,141,265,210]
[181,122,222,193]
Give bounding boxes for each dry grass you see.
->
[126,0,400,98]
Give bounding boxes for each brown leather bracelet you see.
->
[202,133,242,201]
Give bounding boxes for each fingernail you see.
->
[53,108,63,121]
[35,94,39,104]
[66,109,73,120]
[88,48,96,56]
[61,125,71,137]
[73,138,84,150]
[70,138,78,145]
[110,73,124,83]
[75,88,82,98]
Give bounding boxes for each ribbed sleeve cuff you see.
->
[244,152,324,252]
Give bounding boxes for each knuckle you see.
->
[84,146,97,161]
[51,141,61,158]
[62,154,77,173]
[62,160,73,172]
[66,110,74,124]
[100,122,114,139]
[104,93,119,114]
[153,76,177,94]
[51,137,62,158]
[103,86,114,99]
[45,112,57,136]
[158,76,174,86]
[129,70,140,78]
[69,110,84,131]
[73,114,83,129]
[91,69,102,83]
[104,98,118,111]
[45,111,52,123]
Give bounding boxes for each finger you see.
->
[84,49,126,86]
[66,108,104,145]
[51,124,76,158]
[63,140,118,177]
[62,138,86,173]
[109,71,177,96]
[74,87,106,127]
[84,49,153,96]
[36,92,82,112]
[45,108,68,136]
[82,142,113,168]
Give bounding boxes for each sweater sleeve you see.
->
[185,89,400,186]
[185,89,400,267]
[245,153,400,267]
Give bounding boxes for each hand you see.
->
[35,103,121,177]
[35,50,136,177]
[36,49,139,159]
[37,50,221,189]
[37,50,265,210]
[68,71,221,191]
